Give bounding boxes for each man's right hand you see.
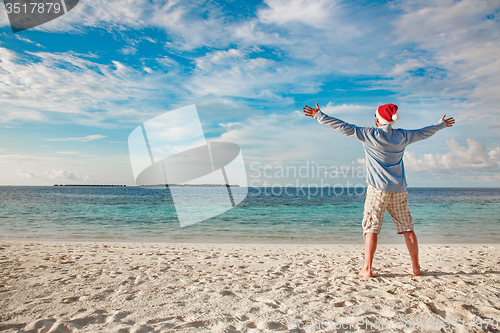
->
[441,114,455,127]
[303,103,320,118]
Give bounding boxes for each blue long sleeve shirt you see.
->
[314,110,447,193]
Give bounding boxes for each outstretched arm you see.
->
[404,114,455,145]
[303,102,372,142]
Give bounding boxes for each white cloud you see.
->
[489,147,500,161]
[32,0,171,32]
[188,47,300,99]
[3,0,497,121]
[1,152,135,186]
[45,169,92,181]
[0,47,169,125]
[0,108,46,123]
[17,169,92,181]
[0,155,57,162]
[394,0,498,46]
[389,59,425,76]
[5,0,497,125]
[389,0,500,116]
[15,35,36,44]
[0,7,9,28]
[404,138,500,172]
[157,56,178,68]
[258,0,337,28]
[46,135,106,142]
[16,170,36,179]
[56,151,85,155]
[321,103,374,117]
[119,46,137,55]
[194,48,244,71]
[32,0,234,51]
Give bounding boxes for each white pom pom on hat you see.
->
[376,103,399,125]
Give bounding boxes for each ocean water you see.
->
[0,186,499,243]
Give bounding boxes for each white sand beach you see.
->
[1,241,500,332]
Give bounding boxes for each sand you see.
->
[1,241,500,332]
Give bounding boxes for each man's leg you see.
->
[402,231,421,275]
[360,186,387,277]
[359,232,377,277]
[387,191,420,276]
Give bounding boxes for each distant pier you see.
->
[54,184,127,187]
[139,184,240,187]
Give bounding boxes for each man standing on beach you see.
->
[302,103,455,277]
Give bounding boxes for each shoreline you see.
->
[1,236,498,245]
[2,236,500,243]
[1,241,499,332]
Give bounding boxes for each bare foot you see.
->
[358,268,373,277]
[405,269,421,276]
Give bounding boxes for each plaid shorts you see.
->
[362,185,414,235]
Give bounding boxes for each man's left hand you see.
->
[441,114,455,127]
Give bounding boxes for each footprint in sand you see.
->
[61,296,80,303]
[145,316,177,325]
[0,323,25,331]
[67,311,107,327]
[46,322,75,333]
[105,311,131,324]
[24,318,56,332]
[173,320,208,329]
[246,321,257,328]
[255,321,287,330]
[129,324,154,333]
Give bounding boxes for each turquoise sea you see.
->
[0,186,499,243]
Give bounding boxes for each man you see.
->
[303,103,455,277]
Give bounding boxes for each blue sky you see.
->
[1,0,499,187]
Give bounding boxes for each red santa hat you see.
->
[376,103,399,125]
